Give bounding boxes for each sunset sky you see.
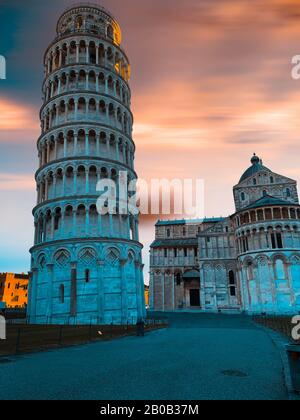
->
[1,0,300,281]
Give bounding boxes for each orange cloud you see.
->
[0,98,39,131]
[0,173,35,191]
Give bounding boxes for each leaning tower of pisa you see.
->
[28,3,146,325]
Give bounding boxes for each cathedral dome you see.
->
[239,154,270,183]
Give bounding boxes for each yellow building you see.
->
[144,285,149,308]
[0,273,29,309]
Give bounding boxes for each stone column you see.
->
[97,259,105,323]
[85,170,89,194]
[47,141,50,163]
[109,214,114,237]
[63,135,67,158]
[171,271,175,310]
[96,46,99,65]
[59,48,62,67]
[28,268,38,323]
[70,262,77,317]
[120,259,128,323]
[149,271,154,310]
[72,209,77,237]
[73,134,78,156]
[96,133,100,156]
[106,138,110,157]
[62,171,66,196]
[86,45,89,63]
[53,174,57,199]
[135,261,142,318]
[46,263,54,323]
[162,272,165,311]
[76,42,79,63]
[51,212,55,240]
[200,266,206,309]
[116,141,120,161]
[85,207,90,235]
[45,178,49,201]
[85,133,90,155]
[54,139,58,160]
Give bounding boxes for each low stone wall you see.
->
[0,320,167,357]
[253,315,300,344]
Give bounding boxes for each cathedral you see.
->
[150,154,300,315]
[28,4,145,325]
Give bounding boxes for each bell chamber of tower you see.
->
[28,3,146,325]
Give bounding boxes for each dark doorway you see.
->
[190,289,200,307]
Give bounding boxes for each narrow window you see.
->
[176,273,181,286]
[230,286,236,297]
[253,178,257,186]
[85,269,90,283]
[271,233,276,249]
[270,176,274,184]
[59,284,64,304]
[174,248,177,258]
[229,270,235,285]
[166,228,171,238]
[54,214,60,230]
[276,233,283,249]
[184,248,188,258]
[164,249,168,258]
[286,188,291,198]
[241,192,245,201]
[263,190,267,197]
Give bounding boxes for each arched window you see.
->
[253,178,257,186]
[247,262,254,280]
[270,176,274,184]
[263,190,267,197]
[286,188,291,198]
[107,25,114,39]
[241,192,245,201]
[275,259,285,279]
[176,273,181,286]
[59,284,64,304]
[76,16,83,30]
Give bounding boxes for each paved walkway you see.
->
[0,313,288,400]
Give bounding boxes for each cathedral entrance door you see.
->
[190,289,200,307]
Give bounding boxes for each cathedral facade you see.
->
[150,155,300,315]
[28,4,145,325]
